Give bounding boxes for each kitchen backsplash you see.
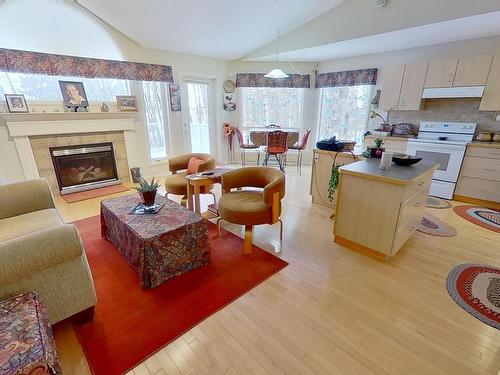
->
[389,98,500,134]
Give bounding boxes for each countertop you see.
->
[364,135,415,140]
[339,159,438,185]
[467,141,500,149]
[313,148,362,156]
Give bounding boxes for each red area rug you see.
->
[446,264,500,329]
[453,205,500,233]
[62,184,130,203]
[73,216,288,375]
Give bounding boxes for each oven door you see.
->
[406,141,466,182]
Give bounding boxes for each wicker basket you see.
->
[338,140,356,151]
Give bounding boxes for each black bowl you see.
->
[392,153,422,166]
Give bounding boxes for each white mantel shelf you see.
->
[0,111,138,123]
[1,111,138,180]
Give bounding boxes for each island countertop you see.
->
[339,159,439,185]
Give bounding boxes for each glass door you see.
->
[184,81,211,154]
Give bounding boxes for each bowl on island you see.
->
[392,153,422,166]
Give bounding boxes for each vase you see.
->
[130,167,141,183]
[140,190,157,207]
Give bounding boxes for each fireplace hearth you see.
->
[50,142,121,195]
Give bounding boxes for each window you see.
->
[142,81,169,161]
[318,85,372,144]
[0,72,130,102]
[241,87,304,129]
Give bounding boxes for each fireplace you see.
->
[50,142,121,195]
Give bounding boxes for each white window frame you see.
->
[316,85,373,144]
[238,87,305,129]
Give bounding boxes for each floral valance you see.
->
[236,73,310,88]
[0,48,174,83]
[315,68,377,88]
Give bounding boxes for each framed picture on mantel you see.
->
[5,94,29,113]
[116,95,139,112]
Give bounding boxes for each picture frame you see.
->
[116,95,139,112]
[59,80,88,108]
[168,84,181,111]
[5,94,29,113]
[223,93,236,111]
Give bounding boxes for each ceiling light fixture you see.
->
[264,27,289,79]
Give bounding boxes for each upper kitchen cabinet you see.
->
[453,54,493,86]
[398,61,428,110]
[378,64,405,111]
[424,58,458,88]
[479,54,500,111]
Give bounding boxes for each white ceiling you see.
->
[248,11,500,62]
[77,0,343,60]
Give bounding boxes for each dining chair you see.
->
[288,128,311,175]
[262,130,289,172]
[235,127,260,166]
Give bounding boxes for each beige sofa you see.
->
[0,179,97,324]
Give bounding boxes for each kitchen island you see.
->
[333,158,438,260]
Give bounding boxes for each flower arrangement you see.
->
[223,123,235,137]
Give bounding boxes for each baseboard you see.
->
[334,235,387,261]
[453,195,500,210]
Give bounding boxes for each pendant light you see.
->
[264,27,289,79]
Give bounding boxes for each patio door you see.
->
[183,79,213,154]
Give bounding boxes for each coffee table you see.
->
[100,194,210,288]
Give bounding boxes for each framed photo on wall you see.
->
[5,94,29,113]
[116,95,139,112]
[223,93,236,111]
[59,80,88,107]
[169,84,181,111]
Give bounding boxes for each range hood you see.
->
[422,86,484,99]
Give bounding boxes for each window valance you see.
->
[315,68,377,88]
[236,73,310,88]
[0,48,174,83]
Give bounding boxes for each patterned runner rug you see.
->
[426,196,452,209]
[417,213,457,237]
[446,264,500,329]
[453,205,500,233]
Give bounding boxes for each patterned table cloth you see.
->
[0,292,61,375]
[101,194,210,288]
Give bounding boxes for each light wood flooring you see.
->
[53,166,500,375]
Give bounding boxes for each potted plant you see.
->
[328,164,340,203]
[136,177,160,207]
[369,138,385,158]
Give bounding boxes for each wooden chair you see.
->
[235,127,260,166]
[262,130,288,172]
[288,128,311,175]
[217,167,285,253]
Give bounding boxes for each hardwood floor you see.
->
[53,166,500,375]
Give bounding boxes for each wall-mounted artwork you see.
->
[116,95,139,112]
[5,94,29,113]
[59,80,88,108]
[223,93,236,111]
[169,84,181,111]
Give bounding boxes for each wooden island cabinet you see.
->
[333,159,438,260]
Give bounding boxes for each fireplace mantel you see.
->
[1,112,138,180]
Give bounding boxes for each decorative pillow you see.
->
[187,157,205,174]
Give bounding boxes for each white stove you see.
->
[407,121,477,199]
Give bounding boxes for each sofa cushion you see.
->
[0,208,63,242]
[187,157,205,174]
[218,191,272,226]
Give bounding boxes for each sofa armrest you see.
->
[0,224,84,285]
[0,179,55,220]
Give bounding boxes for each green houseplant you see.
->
[136,177,160,207]
[328,165,340,202]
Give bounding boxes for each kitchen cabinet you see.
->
[453,54,493,86]
[310,149,360,208]
[424,58,458,88]
[378,64,404,111]
[454,143,500,209]
[398,61,428,110]
[333,159,437,259]
[480,54,500,111]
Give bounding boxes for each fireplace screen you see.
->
[50,143,119,193]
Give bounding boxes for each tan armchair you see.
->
[217,167,285,253]
[164,153,216,205]
[0,179,97,324]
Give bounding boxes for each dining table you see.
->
[246,128,300,148]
